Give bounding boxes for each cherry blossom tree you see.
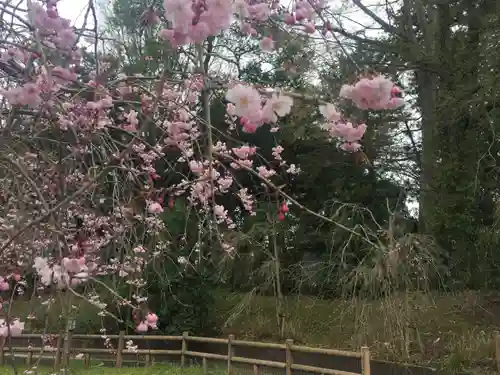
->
[0,0,404,350]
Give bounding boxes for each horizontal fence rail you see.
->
[0,332,371,375]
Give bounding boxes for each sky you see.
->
[57,0,95,28]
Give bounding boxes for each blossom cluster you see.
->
[340,75,404,111]
[158,0,271,46]
[33,256,96,289]
[135,312,159,333]
[156,0,327,50]
[225,85,294,133]
[316,76,404,151]
[0,319,24,337]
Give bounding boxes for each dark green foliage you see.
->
[147,267,217,336]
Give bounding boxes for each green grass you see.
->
[214,290,498,373]
[8,289,500,373]
[0,364,223,375]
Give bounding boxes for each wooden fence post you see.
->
[53,333,63,371]
[181,331,188,367]
[84,353,90,369]
[285,339,293,375]
[26,348,33,367]
[253,364,259,375]
[202,357,208,374]
[496,332,500,374]
[62,331,72,371]
[227,334,234,375]
[116,330,125,368]
[361,346,371,375]
[0,336,5,365]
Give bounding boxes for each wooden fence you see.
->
[0,333,371,375]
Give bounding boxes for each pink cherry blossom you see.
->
[259,36,275,52]
[226,103,236,116]
[248,3,271,21]
[136,322,148,333]
[0,319,24,337]
[148,202,164,214]
[304,23,316,34]
[272,145,284,162]
[238,22,254,35]
[124,110,139,132]
[257,166,276,178]
[146,313,158,325]
[63,257,81,273]
[340,75,404,110]
[242,121,258,133]
[190,22,211,43]
[9,320,24,336]
[284,13,296,25]
[232,145,257,159]
[225,85,262,122]
[238,188,254,213]
[162,0,194,34]
[319,103,341,122]
[262,94,293,123]
[233,0,249,18]
[331,122,367,143]
[341,142,362,152]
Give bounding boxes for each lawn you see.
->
[7,289,500,373]
[214,290,499,373]
[0,364,223,375]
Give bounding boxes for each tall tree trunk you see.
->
[402,0,440,233]
[416,71,438,233]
